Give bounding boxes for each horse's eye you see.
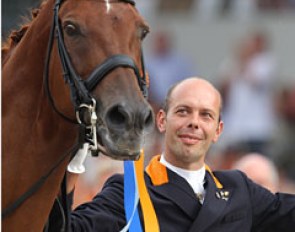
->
[64,23,79,37]
[140,27,149,40]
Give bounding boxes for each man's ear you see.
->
[156,109,166,133]
[213,120,224,143]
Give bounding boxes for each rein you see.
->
[1,143,80,219]
[2,0,148,224]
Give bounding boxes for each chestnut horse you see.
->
[2,0,154,231]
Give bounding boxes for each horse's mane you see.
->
[1,1,47,63]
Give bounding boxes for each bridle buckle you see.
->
[76,98,98,153]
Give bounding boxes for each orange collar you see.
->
[146,155,223,189]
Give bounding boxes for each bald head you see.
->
[233,153,279,193]
[163,77,222,120]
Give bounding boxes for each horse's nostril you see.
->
[106,104,154,131]
[144,109,154,129]
[106,105,127,127]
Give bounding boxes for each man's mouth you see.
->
[178,133,202,145]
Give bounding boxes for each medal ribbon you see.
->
[122,151,159,232]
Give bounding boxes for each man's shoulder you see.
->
[211,169,249,187]
[212,169,245,178]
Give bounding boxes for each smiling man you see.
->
[157,77,223,171]
[49,77,295,232]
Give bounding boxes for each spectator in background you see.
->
[232,152,295,194]
[146,30,196,112]
[217,30,278,155]
[145,30,196,160]
[233,153,279,193]
[272,83,295,186]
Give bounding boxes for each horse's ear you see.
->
[31,8,40,18]
[10,25,29,45]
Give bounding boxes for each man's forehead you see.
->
[169,88,221,115]
[171,87,219,104]
[171,100,216,112]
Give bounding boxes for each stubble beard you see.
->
[170,140,204,166]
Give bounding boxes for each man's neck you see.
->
[160,154,206,194]
[162,152,205,170]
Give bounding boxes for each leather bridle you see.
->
[44,0,148,155]
[48,0,148,107]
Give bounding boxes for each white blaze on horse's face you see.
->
[105,0,112,13]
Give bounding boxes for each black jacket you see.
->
[49,155,295,231]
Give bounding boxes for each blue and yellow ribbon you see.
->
[122,160,142,232]
[123,151,159,232]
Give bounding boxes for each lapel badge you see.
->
[216,190,230,201]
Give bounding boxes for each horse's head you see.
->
[50,0,154,160]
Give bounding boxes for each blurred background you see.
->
[3,0,295,207]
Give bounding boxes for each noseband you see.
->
[44,0,148,155]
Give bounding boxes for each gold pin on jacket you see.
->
[216,190,230,201]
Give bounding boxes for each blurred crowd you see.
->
[206,29,295,195]
[72,28,295,208]
[137,0,295,21]
[161,0,295,13]
[4,0,295,40]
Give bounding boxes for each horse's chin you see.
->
[96,133,141,161]
[103,151,140,161]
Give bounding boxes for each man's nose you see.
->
[189,113,200,129]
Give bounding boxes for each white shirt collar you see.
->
[160,154,206,198]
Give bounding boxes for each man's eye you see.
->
[176,109,187,114]
[202,112,213,119]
